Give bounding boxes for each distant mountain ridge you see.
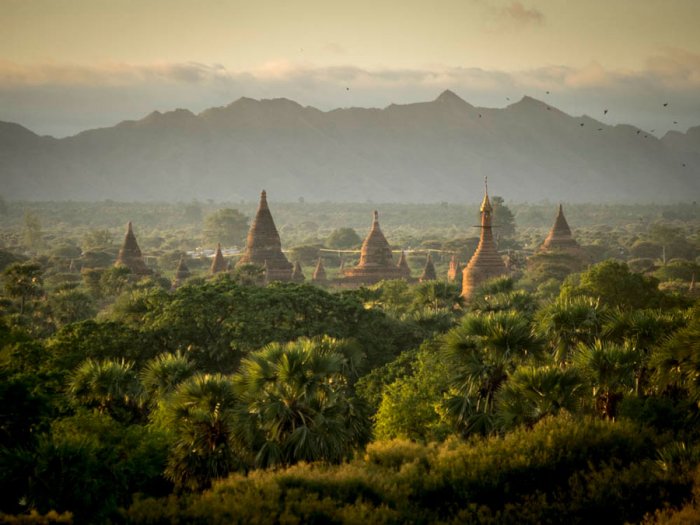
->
[1,91,698,202]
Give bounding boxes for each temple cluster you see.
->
[115,184,583,300]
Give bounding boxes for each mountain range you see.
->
[1,90,698,202]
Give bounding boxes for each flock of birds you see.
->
[338,85,690,169]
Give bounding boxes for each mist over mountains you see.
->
[1,90,698,203]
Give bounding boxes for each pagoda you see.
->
[236,190,293,282]
[447,255,461,282]
[210,244,227,274]
[173,256,191,287]
[461,179,507,300]
[420,254,437,282]
[312,258,327,283]
[396,250,411,278]
[115,222,151,276]
[291,261,305,283]
[540,204,581,253]
[343,211,404,284]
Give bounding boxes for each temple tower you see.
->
[447,255,460,282]
[236,190,293,282]
[115,222,151,276]
[173,256,191,287]
[291,261,305,283]
[312,258,327,283]
[461,179,507,299]
[397,250,411,278]
[343,211,404,284]
[540,204,581,253]
[210,244,227,274]
[420,253,437,282]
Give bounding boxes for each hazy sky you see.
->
[1,0,699,136]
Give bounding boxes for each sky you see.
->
[1,0,700,137]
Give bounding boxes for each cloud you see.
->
[500,1,544,25]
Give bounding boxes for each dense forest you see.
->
[1,197,699,524]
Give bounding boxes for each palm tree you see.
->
[234,336,370,468]
[573,340,639,419]
[535,296,606,365]
[649,309,700,402]
[602,308,688,394]
[163,373,246,491]
[412,281,462,313]
[441,311,541,435]
[496,365,585,430]
[140,351,195,404]
[67,358,142,419]
[3,262,44,315]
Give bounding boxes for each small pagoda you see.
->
[115,222,151,276]
[540,204,581,253]
[291,261,305,283]
[396,251,411,278]
[210,244,227,274]
[420,254,437,282]
[236,190,293,282]
[173,256,191,287]
[461,179,507,300]
[447,255,461,282]
[342,211,404,285]
[312,258,327,283]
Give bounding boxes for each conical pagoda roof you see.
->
[447,255,460,282]
[237,190,292,281]
[541,204,580,252]
[312,258,327,282]
[420,254,437,282]
[175,256,191,280]
[291,261,305,282]
[210,244,228,274]
[343,210,403,284]
[115,222,151,275]
[396,250,411,278]
[462,183,507,299]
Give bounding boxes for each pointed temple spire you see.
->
[419,253,437,282]
[540,204,580,253]
[115,221,151,276]
[396,250,411,278]
[236,190,293,281]
[312,257,327,283]
[210,243,227,274]
[343,210,404,284]
[461,181,507,299]
[291,261,305,283]
[447,255,460,282]
[173,256,191,288]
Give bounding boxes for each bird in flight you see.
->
[580,123,584,127]
[604,109,608,115]
[663,102,669,107]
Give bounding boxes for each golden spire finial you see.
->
[480,177,492,213]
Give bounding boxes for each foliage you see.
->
[125,414,682,525]
[162,373,245,492]
[3,263,44,315]
[496,365,585,429]
[560,259,664,309]
[202,208,249,247]
[234,337,370,468]
[326,227,362,249]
